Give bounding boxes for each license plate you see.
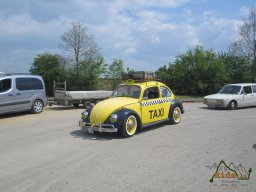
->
[208,104,215,108]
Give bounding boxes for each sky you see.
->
[0,0,256,73]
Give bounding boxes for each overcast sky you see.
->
[0,0,255,73]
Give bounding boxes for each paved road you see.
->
[0,103,255,192]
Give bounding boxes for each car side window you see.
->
[160,86,172,97]
[243,86,252,94]
[16,78,32,91]
[31,78,43,90]
[143,87,159,100]
[252,85,256,93]
[0,78,12,93]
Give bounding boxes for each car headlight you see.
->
[82,111,89,119]
[109,114,118,123]
[216,99,224,105]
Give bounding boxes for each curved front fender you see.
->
[105,109,142,130]
[171,99,185,114]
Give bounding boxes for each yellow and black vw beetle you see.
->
[79,71,184,137]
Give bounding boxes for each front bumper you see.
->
[79,119,118,134]
[207,104,226,108]
[203,99,227,108]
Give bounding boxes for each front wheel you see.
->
[228,100,237,110]
[120,115,138,137]
[31,100,44,114]
[169,106,181,124]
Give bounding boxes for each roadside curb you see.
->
[180,98,203,103]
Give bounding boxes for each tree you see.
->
[59,21,101,69]
[156,46,229,95]
[106,59,124,89]
[65,57,107,91]
[218,52,252,83]
[230,7,256,78]
[156,65,171,84]
[59,21,107,91]
[30,53,66,96]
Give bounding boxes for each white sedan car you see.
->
[204,83,256,109]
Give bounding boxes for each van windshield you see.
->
[219,85,241,94]
[112,85,141,99]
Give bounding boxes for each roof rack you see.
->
[122,71,164,83]
[0,73,33,78]
[122,71,156,80]
[0,73,31,77]
[6,73,31,75]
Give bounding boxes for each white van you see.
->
[0,74,48,114]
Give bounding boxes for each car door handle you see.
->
[16,93,21,96]
[8,94,13,96]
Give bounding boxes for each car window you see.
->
[16,78,32,91]
[252,85,256,93]
[0,78,12,93]
[243,86,252,94]
[31,78,43,89]
[219,85,241,94]
[143,87,159,100]
[160,86,172,97]
[16,77,43,91]
[112,85,141,99]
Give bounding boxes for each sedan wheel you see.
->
[170,106,181,124]
[228,100,237,110]
[120,115,137,137]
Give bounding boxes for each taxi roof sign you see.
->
[122,71,156,80]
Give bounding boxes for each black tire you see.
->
[120,115,138,138]
[83,101,91,108]
[31,100,44,114]
[227,100,237,110]
[169,106,182,124]
[73,103,79,108]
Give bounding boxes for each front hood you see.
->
[204,93,236,100]
[90,97,139,124]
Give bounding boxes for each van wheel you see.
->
[32,100,44,114]
[120,115,137,138]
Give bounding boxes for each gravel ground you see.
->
[0,103,255,192]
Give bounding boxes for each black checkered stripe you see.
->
[141,98,173,106]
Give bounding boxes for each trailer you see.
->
[49,81,112,107]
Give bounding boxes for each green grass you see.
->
[176,95,203,99]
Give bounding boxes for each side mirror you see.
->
[143,97,148,100]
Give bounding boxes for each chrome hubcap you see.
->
[173,107,181,123]
[34,101,42,112]
[126,116,137,135]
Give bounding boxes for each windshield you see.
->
[219,85,241,94]
[112,85,141,99]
